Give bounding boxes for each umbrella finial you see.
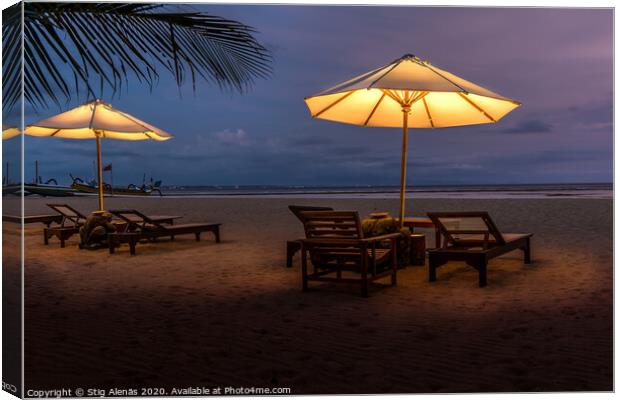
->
[84,98,114,108]
[82,98,101,106]
[397,54,425,64]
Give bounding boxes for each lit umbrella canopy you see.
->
[25,99,173,210]
[305,54,521,224]
[2,125,20,140]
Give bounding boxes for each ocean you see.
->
[159,183,613,199]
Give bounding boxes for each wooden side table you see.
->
[401,217,441,248]
[409,233,426,266]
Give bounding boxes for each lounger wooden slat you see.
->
[47,203,88,225]
[427,212,533,287]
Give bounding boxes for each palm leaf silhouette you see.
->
[2,3,271,111]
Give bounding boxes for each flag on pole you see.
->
[103,163,114,196]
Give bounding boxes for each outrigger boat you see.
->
[2,184,22,195]
[70,176,163,197]
[24,179,79,197]
[3,161,76,197]
[3,182,76,197]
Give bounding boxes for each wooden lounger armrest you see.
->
[300,238,365,246]
[364,233,400,262]
[361,232,402,242]
[301,232,401,245]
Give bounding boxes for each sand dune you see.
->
[5,196,611,393]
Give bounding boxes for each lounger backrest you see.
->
[288,205,334,223]
[109,209,163,231]
[427,212,505,247]
[47,204,86,226]
[300,210,363,240]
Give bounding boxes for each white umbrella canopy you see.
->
[305,54,520,128]
[25,99,173,141]
[25,99,173,210]
[305,54,521,224]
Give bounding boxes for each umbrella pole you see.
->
[398,107,410,228]
[95,134,104,211]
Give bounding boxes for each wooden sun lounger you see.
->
[42,205,182,248]
[43,204,89,247]
[286,205,334,267]
[108,209,221,255]
[427,212,533,287]
[299,210,399,297]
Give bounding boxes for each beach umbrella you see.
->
[2,125,20,140]
[25,99,173,210]
[304,54,520,225]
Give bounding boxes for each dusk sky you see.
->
[4,6,613,187]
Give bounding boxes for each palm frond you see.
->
[2,3,272,111]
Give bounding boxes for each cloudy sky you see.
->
[4,6,613,187]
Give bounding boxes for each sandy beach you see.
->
[5,196,612,393]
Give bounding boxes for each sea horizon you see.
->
[158,182,613,199]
